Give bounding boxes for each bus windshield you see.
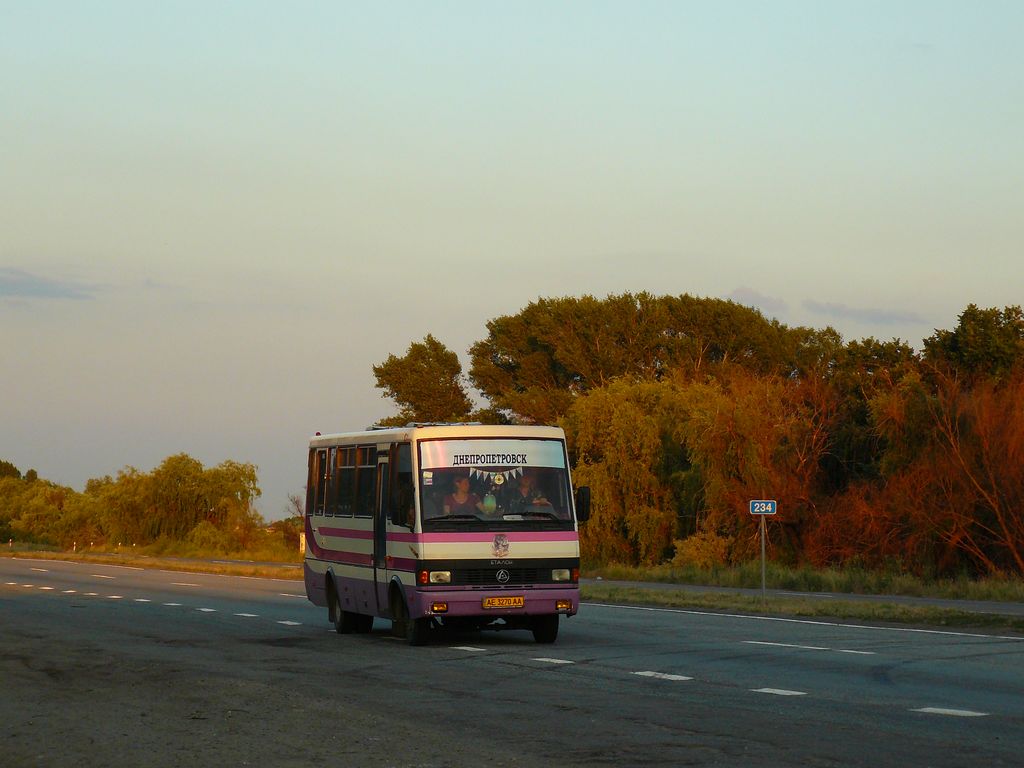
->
[418,437,573,529]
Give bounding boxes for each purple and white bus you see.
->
[303,423,591,645]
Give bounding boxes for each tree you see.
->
[469,292,819,424]
[372,334,473,425]
[917,366,1024,574]
[818,336,919,491]
[857,361,1024,576]
[675,367,838,563]
[924,304,1024,380]
[0,460,21,480]
[563,380,692,565]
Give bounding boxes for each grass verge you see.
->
[582,583,1024,634]
[0,549,302,581]
[588,562,1024,603]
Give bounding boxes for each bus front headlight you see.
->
[429,570,451,584]
[552,568,570,582]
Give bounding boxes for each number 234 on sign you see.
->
[749,500,777,515]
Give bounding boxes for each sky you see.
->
[2,2,1022,520]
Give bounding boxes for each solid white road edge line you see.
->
[912,707,988,717]
[744,641,829,651]
[584,602,1024,641]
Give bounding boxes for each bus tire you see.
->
[390,591,408,638]
[407,616,429,646]
[354,613,374,633]
[532,614,559,644]
[333,592,357,634]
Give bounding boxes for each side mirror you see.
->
[575,486,591,522]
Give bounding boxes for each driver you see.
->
[503,469,551,515]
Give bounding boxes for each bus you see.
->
[303,423,590,645]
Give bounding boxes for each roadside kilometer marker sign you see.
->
[750,499,778,606]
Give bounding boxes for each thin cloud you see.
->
[729,287,788,315]
[803,299,924,326]
[0,268,94,300]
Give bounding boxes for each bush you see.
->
[672,531,731,569]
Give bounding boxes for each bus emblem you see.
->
[496,569,511,584]
[492,534,510,557]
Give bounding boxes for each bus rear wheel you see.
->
[532,614,559,644]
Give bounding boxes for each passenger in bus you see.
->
[502,469,551,515]
[443,472,483,516]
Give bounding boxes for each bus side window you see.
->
[325,447,337,517]
[313,449,327,516]
[390,443,414,527]
[337,448,355,517]
[354,446,377,518]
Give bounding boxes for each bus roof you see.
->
[309,423,565,448]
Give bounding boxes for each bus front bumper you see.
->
[409,586,579,620]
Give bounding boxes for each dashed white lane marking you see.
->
[196,608,217,613]
[912,707,988,717]
[234,613,259,618]
[84,592,98,596]
[163,602,182,606]
[21,584,34,588]
[62,590,76,594]
[746,641,829,651]
[91,574,115,579]
[31,568,48,572]
[744,640,877,656]
[753,688,807,696]
[280,593,305,598]
[453,646,487,652]
[39,586,55,591]
[4,582,16,585]
[172,582,200,587]
[533,658,574,665]
[134,599,151,603]
[634,671,693,681]
[277,620,302,626]
[107,595,123,599]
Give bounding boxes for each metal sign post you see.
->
[749,500,777,610]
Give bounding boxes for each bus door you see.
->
[372,452,390,614]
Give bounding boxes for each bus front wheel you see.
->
[392,596,428,646]
[333,591,357,634]
[532,614,559,644]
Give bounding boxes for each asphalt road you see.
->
[3,557,1023,767]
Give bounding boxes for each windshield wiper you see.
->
[517,510,561,521]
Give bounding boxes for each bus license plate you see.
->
[482,596,524,609]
